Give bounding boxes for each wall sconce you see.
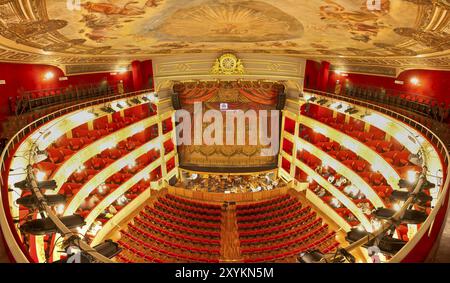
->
[44,71,55,81]
[410,77,420,86]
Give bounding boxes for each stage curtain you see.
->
[179,86,219,104]
[238,87,279,105]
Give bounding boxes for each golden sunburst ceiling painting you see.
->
[0,0,449,72]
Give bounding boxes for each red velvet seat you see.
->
[68,138,85,151]
[352,160,368,172]
[376,141,392,153]
[47,148,64,163]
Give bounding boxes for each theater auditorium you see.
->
[0,0,449,264]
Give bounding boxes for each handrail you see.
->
[303,88,450,262]
[0,88,154,263]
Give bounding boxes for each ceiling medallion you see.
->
[211,53,245,75]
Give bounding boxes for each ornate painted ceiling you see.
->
[0,0,449,74]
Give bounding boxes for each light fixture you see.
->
[317,99,328,105]
[44,71,55,81]
[20,215,85,235]
[297,250,325,263]
[14,179,57,191]
[410,77,420,85]
[130,98,141,105]
[117,67,128,74]
[336,248,355,263]
[54,240,121,263]
[16,194,66,210]
[143,93,158,103]
[100,106,116,114]
[406,170,417,184]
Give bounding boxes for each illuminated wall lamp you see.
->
[44,71,55,81]
[410,77,420,86]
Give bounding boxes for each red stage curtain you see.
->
[179,86,219,104]
[238,87,278,105]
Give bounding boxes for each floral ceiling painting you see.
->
[0,0,448,70]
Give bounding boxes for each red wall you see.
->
[131,60,154,91]
[327,69,450,104]
[304,60,322,90]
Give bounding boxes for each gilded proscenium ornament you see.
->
[211,53,245,75]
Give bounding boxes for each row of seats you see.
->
[309,113,417,175]
[139,211,220,238]
[34,114,150,179]
[116,194,224,263]
[159,195,222,216]
[165,193,222,209]
[119,232,219,263]
[241,224,329,253]
[243,232,337,263]
[153,201,221,223]
[239,211,317,237]
[298,149,375,200]
[238,206,311,230]
[127,223,220,254]
[237,194,291,210]
[309,182,361,226]
[237,202,302,223]
[241,218,323,245]
[235,195,339,262]
[236,197,297,216]
[146,206,221,230]
[298,127,394,205]
[134,217,220,246]
[55,122,161,219]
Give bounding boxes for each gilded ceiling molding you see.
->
[0,0,448,74]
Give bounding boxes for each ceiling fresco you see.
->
[0,0,449,72]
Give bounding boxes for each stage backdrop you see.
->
[174,80,283,171]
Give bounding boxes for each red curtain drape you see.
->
[238,87,278,105]
[176,82,282,105]
[179,86,219,104]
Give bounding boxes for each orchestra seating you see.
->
[116,194,223,263]
[116,194,338,263]
[236,195,339,263]
[115,193,339,263]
